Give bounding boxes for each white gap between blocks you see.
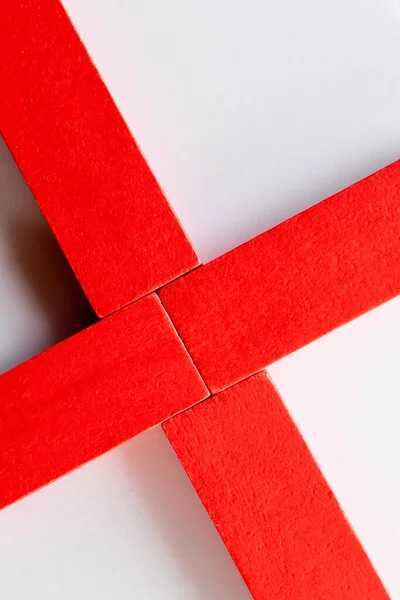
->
[1,0,400,598]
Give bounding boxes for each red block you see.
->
[163,372,389,600]
[160,161,400,393]
[0,294,208,510]
[0,0,199,318]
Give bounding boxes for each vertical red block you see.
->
[160,160,400,393]
[0,294,208,510]
[163,372,389,599]
[0,0,199,317]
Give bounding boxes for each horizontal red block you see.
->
[163,372,389,599]
[0,294,208,510]
[160,161,400,392]
[0,0,199,317]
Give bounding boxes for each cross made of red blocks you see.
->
[1,2,399,598]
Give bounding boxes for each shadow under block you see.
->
[0,0,199,318]
[0,294,208,510]
[160,160,400,393]
[163,372,389,600]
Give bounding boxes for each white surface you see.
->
[269,296,400,598]
[0,425,250,600]
[63,0,400,263]
[0,138,251,600]
[1,0,400,598]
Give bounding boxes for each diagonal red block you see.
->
[0,294,208,510]
[163,371,389,599]
[0,0,199,318]
[160,160,400,393]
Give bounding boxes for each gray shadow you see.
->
[121,427,253,600]
[0,136,96,373]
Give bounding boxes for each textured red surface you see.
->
[0,0,199,318]
[160,161,400,392]
[0,294,208,510]
[163,372,389,599]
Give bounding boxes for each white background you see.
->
[1,0,400,597]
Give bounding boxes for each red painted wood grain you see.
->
[0,0,199,317]
[0,294,208,510]
[163,371,389,599]
[160,160,400,392]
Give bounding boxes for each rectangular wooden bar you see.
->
[163,372,389,600]
[0,294,208,510]
[0,0,199,317]
[160,161,400,392]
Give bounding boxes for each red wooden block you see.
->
[0,294,208,510]
[0,0,199,318]
[160,161,400,393]
[163,372,389,599]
